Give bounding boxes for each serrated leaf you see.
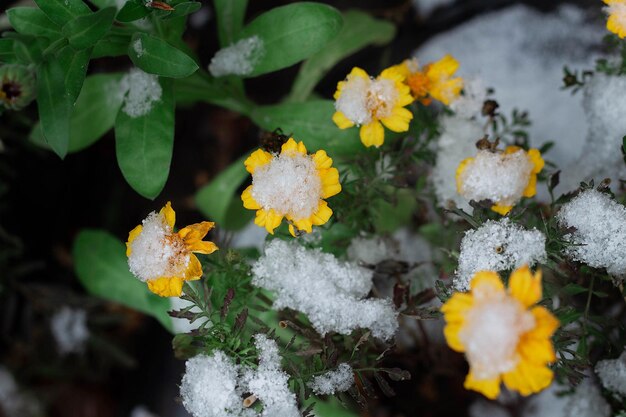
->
[238,2,343,77]
[62,7,116,50]
[128,32,198,78]
[7,7,62,39]
[33,0,91,26]
[213,0,248,46]
[37,58,71,158]
[73,229,173,332]
[251,99,361,156]
[288,10,395,102]
[195,155,253,230]
[115,77,174,199]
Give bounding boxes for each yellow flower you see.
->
[604,0,626,38]
[241,138,341,236]
[332,66,414,148]
[441,266,559,399]
[456,146,544,215]
[393,55,463,106]
[126,202,218,297]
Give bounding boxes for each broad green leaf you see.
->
[62,7,116,50]
[288,10,396,102]
[7,7,62,39]
[213,0,248,46]
[251,100,361,156]
[30,73,125,153]
[57,45,91,103]
[12,36,46,64]
[174,72,252,114]
[128,32,198,78]
[163,2,202,19]
[90,0,117,8]
[73,229,174,332]
[372,188,417,233]
[238,2,343,77]
[93,34,130,58]
[0,39,16,63]
[115,77,174,199]
[196,155,253,230]
[37,58,71,158]
[33,0,91,26]
[116,0,150,22]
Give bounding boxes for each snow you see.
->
[209,36,264,77]
[0,367,42,417]
[556,189,626,279]
[308,363,354,395]
[455,218,547,291]
[417,4,605,177]
[450,78,487,119]
[120,68,163,118]
[50,307,90,355]
[251,153,322,220]
[335,74,398,125]
[595,350,626,398]
[412,0,455,17]
[170,296,210,334]
[252,240,398,340]
[132,38,144,58]
[562,379,611,417]
[130,406,159,417]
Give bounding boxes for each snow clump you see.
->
[119,68,162,118]
[308,363,355,395]
[50,306,90,355]
[209,36,264,77]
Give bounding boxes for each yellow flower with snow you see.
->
[241,138,341,236]
[126,202,218,297]
[332,67,413,148]
[393,55,463,106]
[441,266,559,399]
[456,146,544,215]
[604,0,626,38]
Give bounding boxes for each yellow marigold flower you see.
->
[604,0,626,38]
[441,266,559,399]
[332,66,414,148]
[126,202,218,297]
[456,146,544,215]
[392,55,463,106]
[241,138,341,236]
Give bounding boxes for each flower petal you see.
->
[502,358,553,396]
[255,209,283,234]
[244,149,273,174]
[470,271,505,297]
[523,174,538,198]
[184,254,203,280]
[527,148,545,174]
[464,372,501,400]
[359,121,385,148]
[281,138,307,155]
[320,167,342,199]
[441,292,474,324]
[160,201,176,229]
[491,204,513,216]
[508,265,542,308]
[518,336,556,365]
[179,221,214,242]
[126,224,143,256]
[311,200,333,226]
[312,150,333,170]
[525,306,559,340]
[380,107,413,132]
[443,322,465,352]
[332,111,355,129]
[379,66,405,84]
[147,276,184,297]
[241,185,261,210]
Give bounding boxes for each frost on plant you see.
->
[50,306,90,355]
[557,189,626,280]
[119,68,163,118]
[595,350,626,398]
[450,78,487,119]
[308,363,355,395]
[455,218,546,291]
[209,36,264,77]
[252,240,398,340]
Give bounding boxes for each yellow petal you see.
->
[443,322,465,352]
[320,167,342,199]
[464,372,501,400]
[241,185,261,210]
[348,67,369,80]
[502,358,553,396]
[255,209,283,234]
[184,254,203,280]
[508,265,542,308]
[281,138,307,156]
[147,277,184,297]
[427,54,460,79]
[332,111,355,129]
[395,86,415,107]
[441,292,474,324]
[359,121,385,148]
[380,107,413,132]
[491,204,513,216]
[527,148,545,174]
[311,200,333,226]
[518,336,556,365]
[470,271,505,296]
[179,221,214,242]
[160,201,176,229]
[292,217,313,234]
[455,157,473,193]
[126,224,143,256]
[525,306,559,340]
[244,149,273,174]
[607,14,626,38]
[523,174,538,198]
[333,80,346,100]
[312,150,333,170]
[379,66,405,84]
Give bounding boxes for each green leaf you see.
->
[174,72,252,114]
[12,36,46,64]
[116,0,150,22]
[164,2,202,19]
[115,77,174,199]
[37,58,72,158]
[196,155,253,230]
[73,229,174,332]
[128,32,198,78]
[288,10,395,102]
[238,2,343,77]
[62,7,116,50]
[7,7,62,39]
[57,45,91,103]
[93,34,130,58]
[251,100,361,156]
[0,39,16,63]
[90,0,117,8]
[213,0,248,46]
[33,0,91,26]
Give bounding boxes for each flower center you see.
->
[459,293,535,380]
[128,212,190,281]
[366,78,398,119]
[0,80,21,103]
[335,76,398,125]
[407,72,430,99]
[251,153,322,220]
